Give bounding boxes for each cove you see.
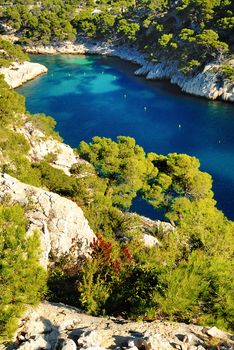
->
[17,54,234,220]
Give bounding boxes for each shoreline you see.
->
[24,38,234,103]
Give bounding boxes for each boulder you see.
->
[129,334,173,350]
[183,334,203,346]
[18,336,51,350]
[58,319,81,332]
[206,326,229,339]
[25,320,52,336]
[78,330,103,348]
[142,233,160,247]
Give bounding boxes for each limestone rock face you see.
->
[0,173,96,268]
[0,61,48,88]
[137,61,234,102]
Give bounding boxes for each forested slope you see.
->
[0,0,233,77]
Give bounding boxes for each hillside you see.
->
[0,23,233,350]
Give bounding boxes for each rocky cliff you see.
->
[0,173,96,268]
[135,61,234,102]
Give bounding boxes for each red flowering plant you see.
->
[78,234,134,314]
[90,234,134,277]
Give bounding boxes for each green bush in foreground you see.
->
[0,204,47,342]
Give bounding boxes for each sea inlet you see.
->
[18,54,234,220]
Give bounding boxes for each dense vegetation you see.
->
[62,137,233,332]
[0,37,28,67]
[0,204,47,341]
[0,35,233,344]
[0,0,234,75]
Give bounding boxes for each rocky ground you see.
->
[3,302,233,350]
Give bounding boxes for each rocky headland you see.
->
[0,61,48,88]
[0,118,173,267]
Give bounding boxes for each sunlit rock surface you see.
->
[0,173,96,268]
[0,61,48,88]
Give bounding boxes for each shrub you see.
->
[78,234,134,315]
[28,114,62,141]
[0,204,47,342]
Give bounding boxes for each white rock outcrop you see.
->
[0,173,96,268]
[139,61,234,102]
[19,119,86,176]
[0,61,48,88]
[205,326,229,339]
[24,39,234,102]
[142,233,160,247]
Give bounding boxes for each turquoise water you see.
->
[18,54,234,220]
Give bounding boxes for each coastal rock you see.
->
[24,40,147,66]
[0,173,96,268]
[143,61,234,102]
[0,61,48,88]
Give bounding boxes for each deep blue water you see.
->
[18,54,234,220]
